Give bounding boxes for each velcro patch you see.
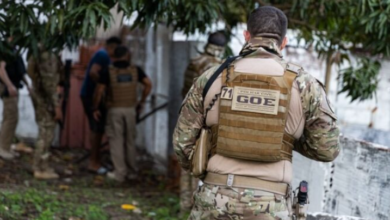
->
[221,87,234,100]
[231,86,280,115]
[286,63,303,74]
[117,74,133,83]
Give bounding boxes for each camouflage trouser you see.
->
[180,169,199,213]
[32,93,56,172]
[189,183,291,220]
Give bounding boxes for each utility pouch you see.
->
[292,181,309,220]
[191,128,212,178]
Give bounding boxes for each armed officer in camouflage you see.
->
[180,31,228,213]
[28,50,64,180]
[173,6,340,220]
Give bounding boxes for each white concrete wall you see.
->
[168,41,200,155]
[293,136,390,220]
[138,25,172,172]
[285,46,390,133]
[0,89,38,139]
[95,4,124,40]
[334,61,390,131]
[308,213,367,220]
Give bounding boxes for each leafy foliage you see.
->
[0,0,389,101]
[126,0,389,102]
[0,0,117,58]
[339,58,380,102]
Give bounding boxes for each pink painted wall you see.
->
[60,45,103,149]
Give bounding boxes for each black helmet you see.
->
[207,31,228,47]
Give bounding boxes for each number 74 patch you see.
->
[221,87,234,100]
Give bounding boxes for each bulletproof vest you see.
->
[107,66,138,108]
[214,63,297,162]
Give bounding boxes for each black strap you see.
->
[202,50,254,99]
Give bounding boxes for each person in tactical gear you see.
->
[93,46,152,182]
[28,49,64,180]
[182,31,228,97]
[0,36,31,160]
[173,6,340,220]
[180,31,228,214]
[80,36,122,174]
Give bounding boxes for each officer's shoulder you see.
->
[202,65,219,79]
[293,67,325,94]
[194,65,219,89]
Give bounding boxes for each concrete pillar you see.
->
[167,41,200,156]
[141,25,172,172]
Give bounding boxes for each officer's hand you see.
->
[93,110,101,121]
[54,106,63,122]
[137,102,145,114]
[7,85,18,97]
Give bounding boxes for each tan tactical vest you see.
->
[215,64,297,162]
[107,66,138,108]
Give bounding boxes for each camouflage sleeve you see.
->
[40,53,62,107]
[293,71,340,162]
[53,55,64,107]
[173,67,215,170]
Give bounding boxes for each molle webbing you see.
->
[108,66,138,108]
[215,66,296,162]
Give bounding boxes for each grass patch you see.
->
[136,193,189,220]
[0,188,109,220]
[0,184,189,220]
[0,150,187,220]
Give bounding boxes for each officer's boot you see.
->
[34,169,59,180]
[0,148,15,160]
[12,142,33,154]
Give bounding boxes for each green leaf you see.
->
[58,9,64,31]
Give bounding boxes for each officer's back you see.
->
[173,6,340,220]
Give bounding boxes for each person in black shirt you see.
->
[93,46,152,182]
[0,37,31,160]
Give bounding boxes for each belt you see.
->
[204,172,288,195]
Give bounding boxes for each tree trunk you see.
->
[324,51,334,94]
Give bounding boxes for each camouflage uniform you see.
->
[180,43,224,213]
[173,38,340,219]
[190,184,290,220]
[182,44,223,97]
[27,51,63,172]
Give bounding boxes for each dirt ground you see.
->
[0,147,186,220]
